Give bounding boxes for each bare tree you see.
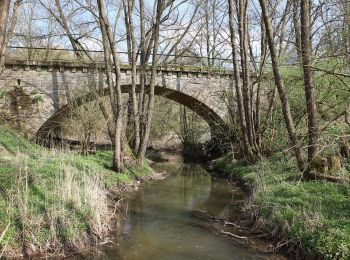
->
[123,0,140,154]
[136,0,164,162]
[3,0,22,48]
[292,0,302,62]
[228,0,251,161]
[0,0,11,70]
[300,0,319,165]
[258,0,306,172]
[97,0,124,172]
[39,0,92,60]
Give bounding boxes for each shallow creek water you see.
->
[77,154,286,260]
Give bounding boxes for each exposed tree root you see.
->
[307,172,350,184]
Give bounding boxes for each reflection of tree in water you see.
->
[198,180,232,216]
[197,178,245,220]
[179,164,211,210]
[151,162,184,175]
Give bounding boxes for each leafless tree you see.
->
[228,0,251,161]
[258,0,306,172]
[136,0,164,163]
[123,0,140,154]
[97,0,124,172]
[0,0,12,70]
[300,0,319,165]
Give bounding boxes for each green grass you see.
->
[0,126,153,256]
[213,153,350,259]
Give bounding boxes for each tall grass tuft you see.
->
[1,150,113,257]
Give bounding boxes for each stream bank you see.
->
[210,153,350,260]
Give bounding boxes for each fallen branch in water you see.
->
[219,230,248,239]
[221,220,240,228]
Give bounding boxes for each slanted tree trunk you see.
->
[259,0,306,172]
[0,0,11,70]
[3,0,21,48]
[39,0,92,60]
[98,101,115,143]
[300,0,319,166]
[54,0,85,59]
[162,4,199,63]
[259,0,290,144]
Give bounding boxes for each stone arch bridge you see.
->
[0,59,233,142]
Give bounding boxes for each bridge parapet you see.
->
[4,58,234,79]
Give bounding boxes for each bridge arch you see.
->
[36,84,228,143]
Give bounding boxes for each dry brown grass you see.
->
[1,150,114,257]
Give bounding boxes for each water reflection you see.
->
[98,162,276,260]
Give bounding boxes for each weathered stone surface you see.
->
[0,60,233,138]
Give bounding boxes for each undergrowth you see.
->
[213,153,350,259]
[0,126,153,257]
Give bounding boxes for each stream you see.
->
[85,154,286,259]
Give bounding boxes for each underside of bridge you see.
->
[36,84,231,155]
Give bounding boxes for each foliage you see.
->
[213,153,350,259]
[30,94,43,104]
[0,90,5,101]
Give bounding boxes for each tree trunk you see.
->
[204,0,211,66]
[137,0,163,162]
[3,0,21,48]
[237,0,257,153]
[0,0,11,70]
[292,0,302,62]
[97,0,124,172]
[98,101,115,143]
[123,0,140,155]
[254,19,267,149]
[259,0,306,172]
[138,0,147,149]
[228,0,251,161]
[40,0,92,61]
[300,0,319,166]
